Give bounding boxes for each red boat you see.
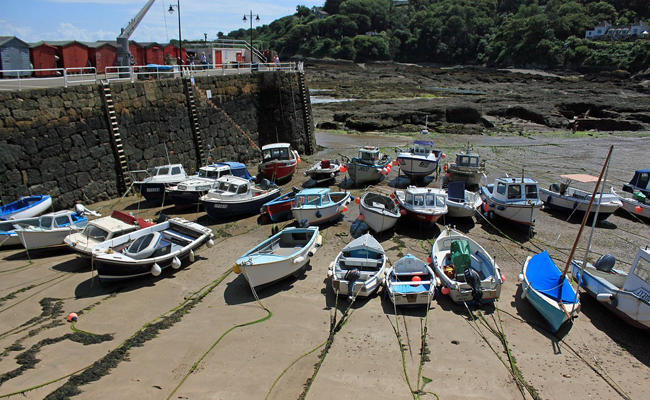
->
[259,143,300,183]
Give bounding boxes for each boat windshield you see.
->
[457,155,479,167]
[360,151,378,163]
[297,195,321,206]
[39,217,53,228]
[405,193,413,205]
[155,167,169,176]
[436,194,446,206]
[525,184,538,199]
[413,195,425,206]
[128,234,155,254]
[263,148,289,161]
[81,225,109,241]
[199,169,221,179]
[507,184,522,200]
[497,182,506,195]
[633,257,650,285]
[426,194,436,206]
[54,215,71,228]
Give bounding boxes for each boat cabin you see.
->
[492,177,539,202]
[36,211,85,230]
[197,164,231,179]
[625,247,650,295]
[149,164,187,181]
[624,169,650,196]
[454,153,483,169]
[212,176,252,196]
[293,188,333,207]
[410,141,436,156]
[404,188,446,208]
[262,143,293,161]
[357,146,381,164]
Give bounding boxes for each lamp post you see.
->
[242,11,260,63]
[168,2,182,66]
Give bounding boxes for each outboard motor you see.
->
[463,268,483,303]
[594,254,616,272]
[344,269,361,299]
[298,218,310,228]
[260,178,272,190]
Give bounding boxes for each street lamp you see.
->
[242,11,260,62]
[168,2,182,66]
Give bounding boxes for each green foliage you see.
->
[230,1,650,71]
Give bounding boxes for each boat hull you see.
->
[618,197,650,219]
[0,195,52,220]
[202,191,282,220]
[168,190,205,208]
[262,192,296,222]
[135,182,170,202]
[447,169,483,186]
[347,164,383,185]
[386,256,437,307]
[18,226,86,249]
[260,161,297,183]
[446,191,482,218]
[397,156,438,179]
[292,194,351,225]
[95,246,199,282]
[359,197,400,233]
[539,189,621,220]
[479,186,542,227]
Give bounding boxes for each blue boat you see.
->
[200,176,281,220]
[291,188,351,225]
[261,190,298,222]
[520,251,580,333]
[622,169,650,198]
[0,195,52,221]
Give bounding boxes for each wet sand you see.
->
[1,131,649,400]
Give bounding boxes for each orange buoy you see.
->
[411,275,422,286]
[68,312,78,322]
[355,197,361,204]
[441,287,450,295]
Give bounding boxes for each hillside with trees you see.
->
[225,0,650,72]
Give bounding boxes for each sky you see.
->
[0,0,323,44]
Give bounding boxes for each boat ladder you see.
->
[100,81,131,193]
[183,77,205,167]
[297,71,315,155]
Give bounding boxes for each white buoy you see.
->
[172,257,181,269]
[151,263,162,276]
[293,256,305,264]
[206,239,215,248]
[189,250,195,262]
[518,273,524,283]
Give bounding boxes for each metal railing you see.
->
[0,67,97,91]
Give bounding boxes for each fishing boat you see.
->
[92,218,214,283]
[0,216,43,247]
[260,188,300,222]
[394,186,447,227]
[133,164,189,202]
[64,210,154,258]
[328,233,387,299]
[479,175,543,234]
[16,210,89,249]
[258,143,300,183]
[167,162,253,208]
[200,176,281,220]
[622,169,650,198]
[385,254,439,307]
[396,136,442,180]
[445,143,486,187]
[570,248,650,330]
[358,192,401,233]
[291,188,351,225]
[345,146,392,186]
[304,159,342,184]
[431,227,503,304]
[446,181,483,218]
[233,226,322,288]
[539,174,622,221]
[612,187,650,220]
[0,195,52,220]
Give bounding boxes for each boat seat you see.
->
[164,229,195,243]
[339,257,382,270]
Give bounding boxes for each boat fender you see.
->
[206,238,215,248]
[327,262,334,277]
[316,211,322,218]
[189,250,195,262]
[293,256,305,264]
[521,286,528,300]
[596,293,614,303]
[308,251,314,257]
[518,273,524,283]
[316,235,323,247]
[151,263,162,277]
[233,263,242,274]
[497,205,506,211]
[330,172,335,178]
[172,257,181,270]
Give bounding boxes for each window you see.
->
[199,170,207,178]
[426,195,435,206]
[321,195,331,204]
[39,217,53,228]
[128,234,155,253]
[236,185,247,194]
[525,185,538,199]
[171,166,181,175]
[497,182,506,195]
[82,225,109,241]
[405,193,413,205]
[157,167,169,176]
[436,195,446,206]
[54,216,70,227]
[459,156,469,166]
[468,157,478,167]
[508,185,521,199]
[634,257,650,285]
[306,195,321,205]
[597,29,602,34]
[414,195,424,206]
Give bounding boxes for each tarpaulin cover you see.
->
[526,251,576,304]
[450,239,471,276]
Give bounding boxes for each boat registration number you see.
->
[635,287,650,302]
[213,204,228,209]
[358,166,370,171]
[419,161,429,168]
[147,188,160,192]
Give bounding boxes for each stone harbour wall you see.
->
[0,72,314,209]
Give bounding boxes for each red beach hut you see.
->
[29,42,58,76]
[46,41,89,70]
[142,42,165,65]
[85,42,117,74]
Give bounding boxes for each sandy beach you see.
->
[1,130,649,400]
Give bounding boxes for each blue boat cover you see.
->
[527,251,576,304]
[447,181,465,202]
[629,169,650,188]
[393,284,431,294]
[414,140,434,146]
[221,162,253,180]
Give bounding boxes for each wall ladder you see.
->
[183,77,205,167]
[100,82,131,193]
[297,71,315,155]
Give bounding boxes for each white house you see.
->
[586,21,649,40]
[585,21,611,39]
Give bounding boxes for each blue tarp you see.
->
[527,251,576,304]
[221,162,253,180]
[447,181,465,202]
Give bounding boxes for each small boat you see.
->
[167,162,253,208]
[233,226,322,288]
[0,195,52,220]
[394,186,447,227]
[446,181,483,218]
[64,210,154,258]
[291,188,351,225]
[478,175,543,233]
[612,187,650,220]
[520,251,580,332]
[346,146,392,186]
[445,143,486,187]
[328,233,387,299]
[16,210,89,249]
[622,169,650,198]
[200,176,281,220]
[570,248,650,330]
[396,136,442,180]
[260,188,299,222]
[431,227,503,304]
[1,216,43,247]
[539,174,622,221]
[304,159,342,184]
[358,191,400,233]
[134,164,189,202]
[385,254,439,307]
[92,218,214,283]
[258,143,300,183]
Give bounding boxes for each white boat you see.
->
[431,227,503,304]
[622,168,650,198]
[328,233,387,299]
[92,218,214,283]
[445,143,486,187]
[258,143,300,183]
[133,164,189,202]
[233,226,322,288]
[64,210,154,258]
[358,192,400,233]
[346,146,392,186]
[16,210,89,249]
[0,195,52,220]
[396,137,442,180]
[446,181,482,218]
[479,175,543,234]
[539,174,622,221]
[0,216,43,247]
[200,176,282,219]
[612,187,650,220]
[570,248,650,330]
[291,188,351,225]
[166,163,239,208]
[394,186,447,227]
[385,254,439,307]
[304,159,342,184]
